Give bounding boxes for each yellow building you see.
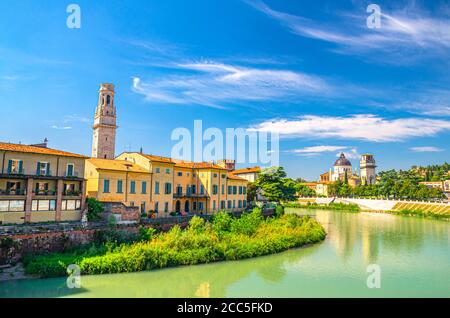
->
[111,152,249,216]
[85,158,152,214]
[0,142,87,225]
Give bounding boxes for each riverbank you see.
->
[24,209,326,278]
[284,202,360,212]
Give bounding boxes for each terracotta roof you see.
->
[141,154,175,164]
[173,160,225,170]
[88,158,149,173]
[227,173,248,181]
[0,142,88,158]
[231,166,261,174]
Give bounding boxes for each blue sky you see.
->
[1,0,450,180]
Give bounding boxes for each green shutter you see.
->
[36,162,40,175]
[46,163,50,176]
[7,160,12,174]
[18,160,23,174]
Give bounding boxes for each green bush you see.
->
[25,213,326,278]
[86,198,104,221]
[275,204,285,217]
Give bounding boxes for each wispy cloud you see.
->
[246,0,450,62]
[249,114,450,142]
[337,148,360,160]
[410,146,444,152]
[63,114,91,124]
[132,60,330,108]
[289,145,349,156]
[50,125,72,130]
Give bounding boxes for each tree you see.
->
[254,167,298,202]
[246,182,257,202]
[86,197,104,221]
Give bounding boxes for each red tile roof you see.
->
[0,142,88,158]
[231,166,261,174]
[227,173,248,181]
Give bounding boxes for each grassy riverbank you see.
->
[24,208,326,278]
[284,202,361,212]
[388,209,450,220]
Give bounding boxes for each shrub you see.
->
[24,212,326,278]
[274,205,285,217]
[86,198,104,221]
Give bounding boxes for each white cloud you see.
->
[290,145,348,154]
[337,148,360,160]
[131,61,330,108]
[246,0,450,62]
[51,125,72,130]
[249,114,450,142]
[410,146,444,152]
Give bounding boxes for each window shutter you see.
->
[36,162,40,175]
[46,163,50,176]
[18,160,23,174]
[7,160,12,174]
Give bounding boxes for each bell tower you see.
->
[92,83,117,159]
[360,154,377,185]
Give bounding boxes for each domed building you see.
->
[332,153,353,181]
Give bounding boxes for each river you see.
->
[0,209,449,297]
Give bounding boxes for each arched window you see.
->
[106,95,111,105]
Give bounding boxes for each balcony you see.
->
[62,190,82,197]
[33,190,57,196]
[0,189,26,196]
[173,192,209,198]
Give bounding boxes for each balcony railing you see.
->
[64,171,80,178]
[33,190,57,196]
[63,190,82,196]
[173,192,209,198]
[0,189,26,195]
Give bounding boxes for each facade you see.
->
[331,153,353,182]
[85,158,152,214]
[92,83,118,160]
[230,166,261,183]
[360,154,377,185]
[0,142,87,224]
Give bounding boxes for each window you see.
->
[193,173,196,177]
[220,201,225,209]
[155,182,160,194]
[221,185,225,195]
[155,202,159,213]
[238,200,242,208]
[239,186,243,194]
[227,200,232,209]
[164,202,169,213]
[130,181,136,194]
[198,202,204,211]
[213,201,216,210]
[7,159,23,175]
[66,164,74,177]
[36,162,50,176]
[200,185,205,195]
[117,180,123,193]
[0,200,25,212]
[176,185,182,195]
[61,200,81,211]
[233,186,237,195]
[166,168,171,174]
[221,174,226,178]
[243,200,247,208]
[164,183,172,194]
[214,173,218,178]
[142,181,147,194]
[155,167,160,173]
[35,182,51,195]
[243,186,247,195]
[193,202,197,211]
[192,185,196,194]
[177,172,182,176]
[32,200,56,211]
[103,180,110,193]
[233,200,236,208]
[212,185,218,195]
[228,186,232,195]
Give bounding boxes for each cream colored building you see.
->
[0,142,87,224]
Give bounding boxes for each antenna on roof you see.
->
[140,147,143,154]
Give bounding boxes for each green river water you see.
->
[0,209,449,298]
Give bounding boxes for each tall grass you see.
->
[24,208,326,278]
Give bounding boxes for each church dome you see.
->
[334,153,352,167]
